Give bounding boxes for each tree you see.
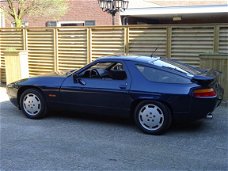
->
[0,0,68,27]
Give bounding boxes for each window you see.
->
[110,63,124,71]
[46,21,85,27]
[58,21,84,26]
[85,20,96,26]
[46,20,95,27]
[79,62,127,80]
[46,21,57,27]
[61,23,84,26]
[149,57,201,76]
[11,21,28,27]
[136,65,191,84]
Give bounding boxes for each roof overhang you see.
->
[120,5,228,17]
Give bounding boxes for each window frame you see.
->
[78,61,128,81]
[135,64,192,84]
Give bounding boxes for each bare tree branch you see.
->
[1,0,68,27]
[0,4,14,18]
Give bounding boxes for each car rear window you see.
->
[136,65,191,84]
[149,57,201,76]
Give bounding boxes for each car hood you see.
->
[8,70,73,88]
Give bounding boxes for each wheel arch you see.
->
[17,86,44,109]
[130,98,173,118]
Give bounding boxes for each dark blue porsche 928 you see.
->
[7,56,224,134]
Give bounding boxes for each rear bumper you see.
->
[173,96,220,122]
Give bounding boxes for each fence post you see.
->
[87,28,92,64]
[0,30,1,82]
[22,28,28,50]
[166,27,172,58]
[213,25,219,53]
[53,28,58,72]
[124,27,129,55]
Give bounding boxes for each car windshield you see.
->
[149,57,201,76]
[91,62,114,70]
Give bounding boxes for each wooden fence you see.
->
[0,24,228,82]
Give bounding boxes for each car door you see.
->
[60,61,133,115]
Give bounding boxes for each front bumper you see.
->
[6,85,19,108]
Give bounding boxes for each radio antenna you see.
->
[151,47,158,57]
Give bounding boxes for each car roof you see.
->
[96,55,160,63]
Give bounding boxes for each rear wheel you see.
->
[134,101,172,135]
[20,89,47,119]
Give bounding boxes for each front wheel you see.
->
[134,101,172,135]
[20,89,47,119]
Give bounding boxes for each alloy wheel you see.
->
[138,104,164,131]
[23,93,41,116]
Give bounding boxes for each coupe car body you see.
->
[7,56,224,134]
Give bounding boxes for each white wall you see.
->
[0,9,5,27]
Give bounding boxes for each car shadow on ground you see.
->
[48,110,204,134]
[169,121,204,133]
[49,110,133,126]
[1,98,205,135]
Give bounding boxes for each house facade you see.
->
[0,0,228,27]
[121,5,228,25]
[0,8,4,27]
[121,0,228,24]
[1,0,120,27]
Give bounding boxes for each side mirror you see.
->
[73,74,86,85]
[73,73,79,83]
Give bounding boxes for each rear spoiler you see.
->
[206,69,222,80]
[191,69,222,86]
[191,75,214,86]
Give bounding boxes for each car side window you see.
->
[136,65,191,84]
[110,63,124,71]
[79,62,127,80]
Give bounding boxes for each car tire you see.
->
[20,89,47,119]
[134,100,172,135]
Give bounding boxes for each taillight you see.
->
[193,88,216,97]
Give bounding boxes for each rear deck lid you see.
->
[191,69,223,99]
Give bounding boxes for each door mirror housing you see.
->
[73,73,79,83]
[73,74,86,85]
